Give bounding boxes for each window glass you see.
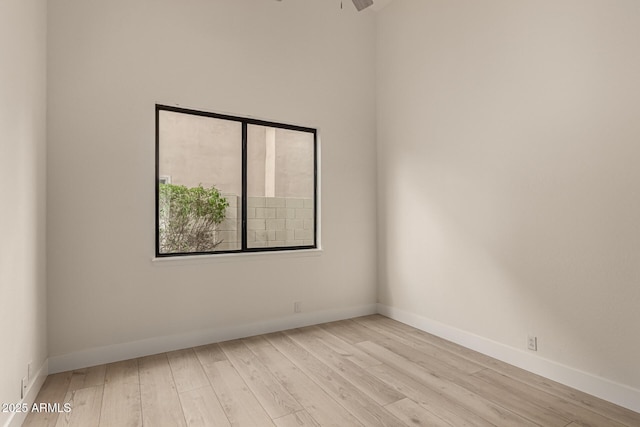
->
[247,125,315,248]
[157,110,242,254]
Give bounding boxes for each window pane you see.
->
[247,125,315,249]
[158,110,242,254]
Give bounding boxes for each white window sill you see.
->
[151,247,323,265]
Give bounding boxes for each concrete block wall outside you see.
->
[214,195,314,249]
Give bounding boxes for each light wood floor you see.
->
[23,315,640,427]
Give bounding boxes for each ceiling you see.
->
[371,0,396,12]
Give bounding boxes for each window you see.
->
[156,105,317,257]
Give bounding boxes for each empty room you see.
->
[2,0,639,426]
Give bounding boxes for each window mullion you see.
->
[241,122,248,251]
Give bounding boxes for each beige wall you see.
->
[47,0,376,362]
[250,126,315,199]
[0,0,48,423]
[377,0,640,403]
[159,111,242,195]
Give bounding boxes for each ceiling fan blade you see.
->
[352,0,374,11]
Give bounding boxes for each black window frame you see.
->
[155,104,318,257]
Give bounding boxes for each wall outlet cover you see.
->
[21,377,28,398]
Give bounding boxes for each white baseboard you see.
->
[49,304,377,374]
[3,359,48,427]
[377,304,640,414]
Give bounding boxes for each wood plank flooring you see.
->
[23,315,640,427]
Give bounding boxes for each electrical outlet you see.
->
[294,301,302,313]
[21,377,28,399]
[527,335,538,351]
